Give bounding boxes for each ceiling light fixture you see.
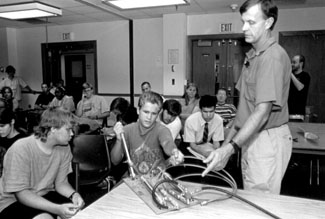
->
[102,0,189,10]
[0,1,62,20]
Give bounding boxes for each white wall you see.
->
[188,7,325,39]
[133,18,163,94]
[14,21,130,108]
[3,6,325,109]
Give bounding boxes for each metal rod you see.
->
[121,133,136,179]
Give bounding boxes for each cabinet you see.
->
[282,153,325,200]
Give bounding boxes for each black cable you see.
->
[166,162,238,192]
[200,186,282,219]
[174,172,282,219]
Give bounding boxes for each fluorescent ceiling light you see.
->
[103,0,189,10]
[0,2,62,20]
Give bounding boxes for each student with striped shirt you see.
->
[215,88,237,129]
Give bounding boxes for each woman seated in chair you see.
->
[1,86,19,111]
[0,108,27,176]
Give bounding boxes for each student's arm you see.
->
[23,85,35,94]
[55,177,84,210]
[159,127,184,165]
[189,142,216,157]
[110,122,125,165]
[88,111,110,120]
[75,100,83,117]
[291,73,304,91]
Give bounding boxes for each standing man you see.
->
[0,65,35,108]
[184,95,224,157]
[203,0,292,194]
[0,108,84,218]
[288,54,310,117]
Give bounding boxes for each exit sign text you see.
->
[220,23,232,33]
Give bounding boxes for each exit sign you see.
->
[62,32,74,41]
[220,23,232,33]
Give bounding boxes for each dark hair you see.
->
[34,107,75,142]
[5,65,16,74]
[240,0,278,30]
[138,91,163,111]
[0,108,15,124]
[1,86,13,97]
[162,99,182,117]
[55,86,66,95]
[110,97,138,125]
[199,95,217,109]
[217,88,227,95]
[141,81,151,88]
[298,54,306,69]
[119,106,138,125]
[110,97,130,113]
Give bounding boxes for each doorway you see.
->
[279,30,325,122]
[64,55,86,105]
[191,35,250,106]
[41,41,97,105]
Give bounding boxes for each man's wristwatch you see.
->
[69,191,77,201]
[229,140,240,154]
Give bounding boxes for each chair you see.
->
[70,134,113,192]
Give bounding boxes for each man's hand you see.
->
[71,192,84,210]
[201,143,234,176]
[56,203,80,219]
[113,121,124,140]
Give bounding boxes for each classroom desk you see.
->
[289,122,325,155]
[72,181,325,219]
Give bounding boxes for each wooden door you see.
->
[279,31,325,122]
[192,37,250,106]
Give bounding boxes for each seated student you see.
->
[141,81,151,93]
[184,95,224,157]
[49,79,65,96]
[1,86,18,111]
[49,86,75,113]
[141,81,165,102]
[0,108,84,218]
[75,82,110,132]
[215,88,237,129]
[179,83,200,127]
[34,83,54,110]
[0,108,26,150]
[101,97,138,183]
[107,97,138,126]
[0,108,27,177]
[110,91,184,175]
[157,99,182,141]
